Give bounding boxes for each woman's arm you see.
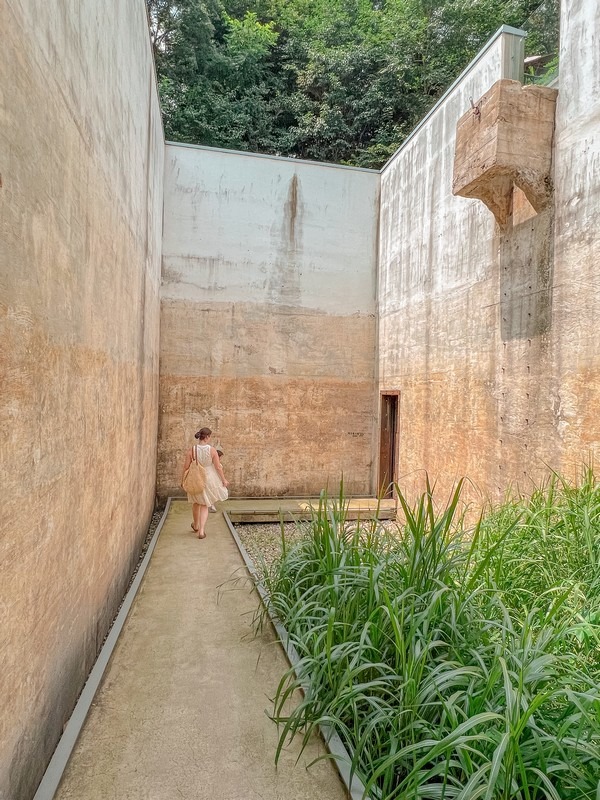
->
[211,447,229,488]
[181,448,193,487]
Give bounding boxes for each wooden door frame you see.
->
[378,391,400,499]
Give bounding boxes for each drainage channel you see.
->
[33,499,172,800]
[224,511,370,800]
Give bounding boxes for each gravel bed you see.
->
[234,521,308,572]
[234,517,400,574]
[100,506,165,648]
[125,506,165,591]
[71,505,167,710]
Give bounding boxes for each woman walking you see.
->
[181,427,229,539]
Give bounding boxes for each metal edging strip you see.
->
[223,511,370,800]
[33,498,173,800]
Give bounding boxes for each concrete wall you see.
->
[378,10,600,502]
[0,2,164,797]
[159,145,379,497]
[378,27,530,500]
[2,1,598,793]
[549,0,600,475]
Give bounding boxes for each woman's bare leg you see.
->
[192,503,201,532]
[198,504,209,539]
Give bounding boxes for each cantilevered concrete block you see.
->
[453,79,558,225]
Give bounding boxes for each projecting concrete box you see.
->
[453,79,558,225]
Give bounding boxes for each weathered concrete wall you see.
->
[379,10,600,502]
[378,27,554,501]
[549,0,600,476]
[159,145,379,497]
[0,2,164,797]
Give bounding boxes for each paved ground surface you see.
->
[55,500,347,800]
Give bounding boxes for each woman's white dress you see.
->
[187,444,229,506]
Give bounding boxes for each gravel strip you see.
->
[65,505,167,716]
[125,507,165,591]
[234,521,308,572]
[234,518,400,574]
[100,506,165,648]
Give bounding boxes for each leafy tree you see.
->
[146,0,560,168]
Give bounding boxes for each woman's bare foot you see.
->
[197,530,206,539]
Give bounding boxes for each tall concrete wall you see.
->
[550,0,600,475]
[378,27,529,500]
[378,12,600,502]
[159,145,379,497]
[0,2,164,797]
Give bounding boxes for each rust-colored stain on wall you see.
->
[286,173,299,246]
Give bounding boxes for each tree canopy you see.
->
[147,0,558,168]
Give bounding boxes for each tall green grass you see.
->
[259,475,600,799]
[476,467,600,649]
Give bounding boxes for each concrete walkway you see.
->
[55,500,347,800]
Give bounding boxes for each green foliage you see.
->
[475,467,600,644]
[147,0,560,167]
[258,473,600,798]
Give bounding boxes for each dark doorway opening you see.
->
[379,393,398,498]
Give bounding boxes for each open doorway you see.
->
[378,392,398,498]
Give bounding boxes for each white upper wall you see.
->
[162,144,379,315]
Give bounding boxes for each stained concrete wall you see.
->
[0,2,164,797]
[378,11,600,502]
[378,27,545,500]
[159,145,379,497]
[549,0,600,475]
